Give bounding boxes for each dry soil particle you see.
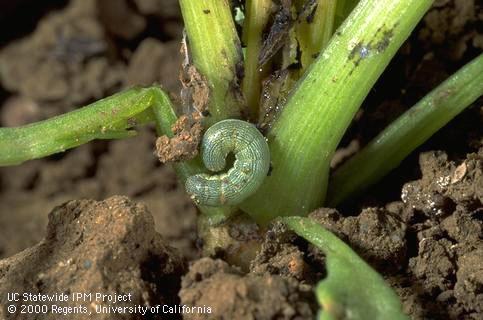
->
[0,146,99,258]
[179,258,316,320]
[0,196,185,320]
[156,113,203,163]
[250,221,316,282]
[308,207,407,273]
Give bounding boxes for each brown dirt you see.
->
[180,258,316,319]
[0,0,481,319]
[0,196,185,320]
[312,148,482,319]
[156,113,203,163]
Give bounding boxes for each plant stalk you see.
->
[241,0,272,120]
[179,0,244,126]
[327,53,483,206]
[0,87,157,166]
[241,0,433,224]
[296,0,337,70]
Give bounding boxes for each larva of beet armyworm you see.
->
[185,119,270,206]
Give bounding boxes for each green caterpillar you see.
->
[185,119,270,206]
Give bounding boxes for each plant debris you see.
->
[259,1,293,66]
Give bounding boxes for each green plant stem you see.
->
[296,0,337,70]
[179,0,244,126]
[0,87,158,166]
[282,216,408,320]
[242,0,272,120]
[241,0,433,225]
[327,54,483,206]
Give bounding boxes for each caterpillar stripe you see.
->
[185,119,270,206]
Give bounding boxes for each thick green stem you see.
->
[241,0,272,120]
[241,0,433,224]
[179,0,244,126]
[328,54,483,206]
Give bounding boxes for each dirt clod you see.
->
[251,221,310,281]
[454,249,483,316]
[409,237,456,293]
[401,149,482,217]
[156,113,203,163]
[0,196,185,320]
[309,207,407,272]
[391,148,482,319]
[180,258,316,319]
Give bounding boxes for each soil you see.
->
[0,196,185,320]
[0,0,481,319]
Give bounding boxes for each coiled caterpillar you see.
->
[185,119,270,206]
